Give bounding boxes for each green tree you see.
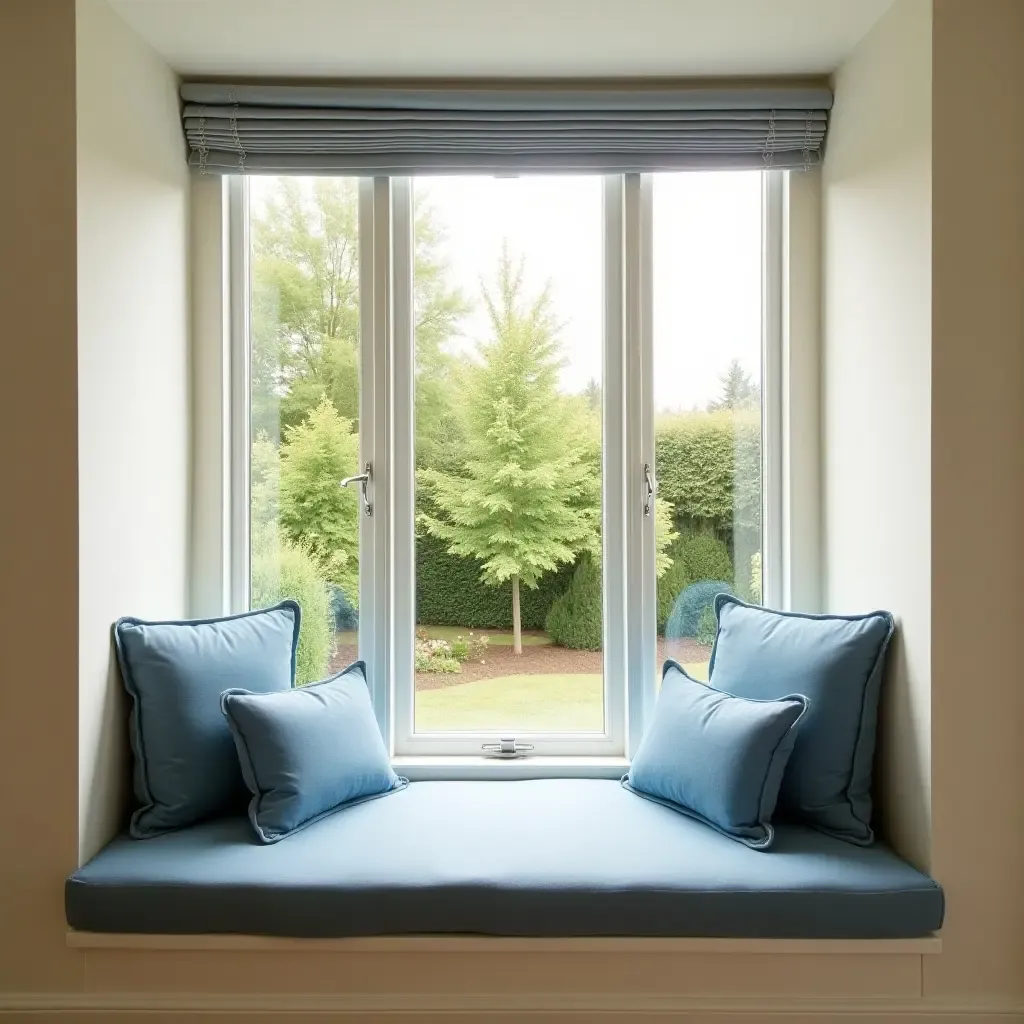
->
[419,249,599,654]
[251,178,469,439]
[707,357,760,412]
[278,398,361,599]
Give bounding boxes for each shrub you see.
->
[545,553,602,651]
[681,530,734,585]
[695,603,719,646]
[413,629,488,674]
[415,653,461,674]
[657,538,691,634]
[665,580,734,642]
[328,584,359,631]
[749,552,763,604]
[250,523,334,685]
[450,633,489,663]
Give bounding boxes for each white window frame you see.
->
[202,168,803,773]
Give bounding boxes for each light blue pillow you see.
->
[221,661,408,844]
[114,602,300,838]
[709,595,895,845]
[623,661,808,849]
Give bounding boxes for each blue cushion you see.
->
[221,661,407,843]
[624,661,808,849]
[66,779,944,939]
[114,602,300,838]
[709,595,894,845]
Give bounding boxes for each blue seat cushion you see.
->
[66,780,943,939]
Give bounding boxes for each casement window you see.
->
[227,168,782,760]
[193,80,827,764]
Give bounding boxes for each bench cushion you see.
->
[66,779,943,939]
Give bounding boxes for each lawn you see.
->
[415,663,709,733]
[335,625,552,648]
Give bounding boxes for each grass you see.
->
[335,625,552,648]
[415,663,709,733]
[418,624,552,647]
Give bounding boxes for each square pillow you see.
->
[709,595,895,845]
[114,601,300,838]
[622,661,808,849]
[221,661,408,844]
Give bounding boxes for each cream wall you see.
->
[927,0,1024,1001]
[821,0,933,871]
[76,0,191,863]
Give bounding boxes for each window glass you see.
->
[651,173,764,683]
[411,175,605,734]
[248,177,361,685]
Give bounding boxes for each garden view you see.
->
[249,173,763,734]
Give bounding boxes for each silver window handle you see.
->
[644,463,656,517]
[340,462,373,517]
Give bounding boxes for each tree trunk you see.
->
[511,574,522,655]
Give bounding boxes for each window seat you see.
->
[66,779,943,940]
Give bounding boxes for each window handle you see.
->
[481,737,535,759]
[644,462,656,517]
[340,462,373,517]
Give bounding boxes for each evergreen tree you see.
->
[707,357,760,412]
[278,398,361,599]
[418,249,599,654]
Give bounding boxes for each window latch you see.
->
[644,462,656,517]
[481,737,535,759]
[340,462,373,517]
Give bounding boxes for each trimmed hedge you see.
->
[655,411,761,536]
[415,533,574,630]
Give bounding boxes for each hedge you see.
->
[655,411,760,536]
[415,533,574,630]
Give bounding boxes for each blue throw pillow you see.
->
[114,602,300,838]
[623,661,808,849]
[221,661,408,844]
[709,595,895,845]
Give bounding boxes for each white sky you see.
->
[414,172,763,412]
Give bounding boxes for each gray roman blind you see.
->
[180,81,831,176]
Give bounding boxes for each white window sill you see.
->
[390,755,630,781]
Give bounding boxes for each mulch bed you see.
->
[329,632,713,690]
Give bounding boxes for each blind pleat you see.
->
[179,81,831,175]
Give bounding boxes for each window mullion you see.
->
[390,178,416,754]
[762,170,785,609]
[623,173,656,758]
[360,177,394,742]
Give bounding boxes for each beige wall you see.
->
[76,0,191,863]
[1,0,1023,1017]
[0,0,82,996]
[821,0,933,871]
[928,0,1024,1001]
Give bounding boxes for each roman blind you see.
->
[180,81,831,176]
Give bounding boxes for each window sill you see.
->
[390,755,630,781]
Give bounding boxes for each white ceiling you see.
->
[108,0,894,78]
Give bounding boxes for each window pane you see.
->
[412,175,604,734]
[651,173,763,683]
[249,177,361,685]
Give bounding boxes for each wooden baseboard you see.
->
[1,992,1021,1022]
